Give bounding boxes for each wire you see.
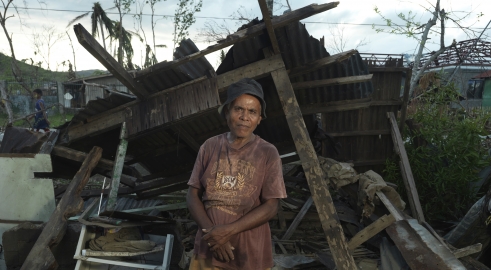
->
[12,6,491,29]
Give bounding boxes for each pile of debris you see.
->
[0,1,490,269]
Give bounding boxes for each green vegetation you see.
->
[0,53,107,82]
[0,113,74,129]
[384,74,491,223]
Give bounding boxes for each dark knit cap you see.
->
[218,78,267,119]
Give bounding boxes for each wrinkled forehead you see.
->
[228,94,262,108]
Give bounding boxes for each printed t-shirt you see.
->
[187,133,287,270]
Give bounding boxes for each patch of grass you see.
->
[0,113,74,129]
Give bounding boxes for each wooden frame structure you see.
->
[67,1,363,268]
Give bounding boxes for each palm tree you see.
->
[111,21,135,70]
[67,2,114,50]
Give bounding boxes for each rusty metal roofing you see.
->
[133,39,214,95]
[61,21,374,178]
[69,92,136,125]
[84,197,164,215]
[174,39,215,79]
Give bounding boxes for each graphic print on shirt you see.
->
[205,158,258,215]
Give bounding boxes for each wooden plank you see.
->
[258,0,280,54]
[122,202,188,214]
[282,197,313,240]
[271,67,357,269]
[137,182,189,199]
[170,126,201,153]
[289,50,357,78]
[65,56,284,143]
[106,123,129,212]
[52,145,114,171]
[329,129,390,137]
[73,24,150,100]
[66,109,127,143]
[273,235,288,254]
[134,2,339,79]
[348,214,396,251]
[388,112,425,223]
[375,191,404,221]
[291,74,373,90]
[38,131,59,154]
[217,54,284,91]
[20,147,102,270]
[453,244,482,259]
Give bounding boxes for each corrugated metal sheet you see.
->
[69,92,136,125]
[84,197,163,215]
[61,21,382,177]
[174,39,215,79]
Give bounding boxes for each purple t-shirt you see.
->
[188,133,287,270]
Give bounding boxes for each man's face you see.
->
[225,94,262,139]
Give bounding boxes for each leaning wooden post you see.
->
[21,146,103,270]
[106,122,128,212]
[387,112,425,223]
[271,67,357,269]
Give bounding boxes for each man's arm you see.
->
[202,198,279,250]
[186,186,236,262]
[186,186,214,230]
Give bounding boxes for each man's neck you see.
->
[227,133,254,149]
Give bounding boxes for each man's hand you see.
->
[212,241,235,262]
[202,225,235,251]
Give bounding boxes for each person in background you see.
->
[31,88,50,133]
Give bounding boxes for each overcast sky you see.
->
[0,0,490,73]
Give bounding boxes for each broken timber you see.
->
[64,48,371,145]
[348,214,396,251]
[387,112,425,223]
[73,24,150,100]
[21,146,103,270]
[271,66,357,269]
[258,0,281,54]
[133,2,339,79]
[106,123,129,212]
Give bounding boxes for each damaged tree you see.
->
[0,0,31,96]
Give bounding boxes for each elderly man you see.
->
[187,78,287,270]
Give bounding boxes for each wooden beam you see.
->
[375,191,404,221]
[388,112,425,223]
[66,109,128,143]
[282,197,313,240]
[348,214,396,251]
[125,144,186,165]
[65,55,284,143]
[288,50,357,77]
[52,145,114,171]
[271,67,357,269]
[106,123,129,212]
[73,24,150,100]
[170,126,201,153]
[137,182,189,199]
[217,54,284,91]
[21,147,102,270]
[452,244,482,259]
[329,129,390,137]
[134,2,339,78]
[291,74,373,90]
[258,0,280,54]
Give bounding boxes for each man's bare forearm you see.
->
[228,198,279,235]
[186,186,214,230]
[202,198,279,250]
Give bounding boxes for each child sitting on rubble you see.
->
[29,88,51,133]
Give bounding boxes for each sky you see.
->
[0,0,490,73]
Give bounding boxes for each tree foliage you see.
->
[384,72,491,222]
[172,0,202,52]
[373,0,479,97]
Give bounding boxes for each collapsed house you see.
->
[0,1,489,269]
